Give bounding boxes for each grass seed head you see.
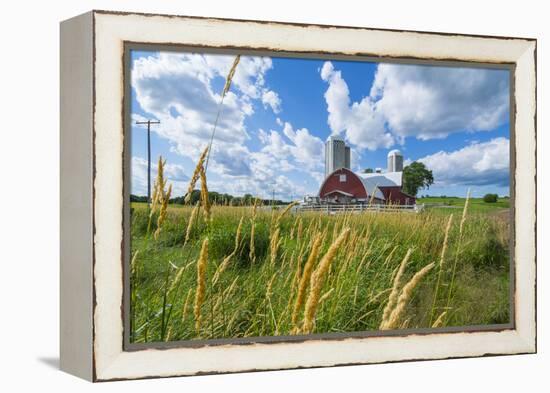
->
[459,189,471,236]
[270,228,281,266]
[302,227,350,334]
[199,165,211,222]
[154,183,172,240]
[381,261,435,330]
[184,202,200,246]
[184,147,208,204]
[194,238,209,333]
[432,311,447,328]
[382,248,413,325]
[292,233,322,327]
[222,55,241,97]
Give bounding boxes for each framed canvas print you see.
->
[60,10,537,382]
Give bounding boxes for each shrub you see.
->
[483,193,498,203]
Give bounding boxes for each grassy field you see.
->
[418,196,510,214]
[129,196,510,343]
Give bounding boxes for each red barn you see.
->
[318,168,416,206]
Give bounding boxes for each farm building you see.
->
[319,145,416,206]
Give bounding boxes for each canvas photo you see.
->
[127,49,511,344]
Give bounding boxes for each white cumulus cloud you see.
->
[320,61,509,152]
[131,52,279,171]
[320,61,394,150]
[258,121,324,173]
[370,63,509,140]
[261,90,282,113]
[417,137,509,187]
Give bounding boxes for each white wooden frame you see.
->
[60,10,537,382]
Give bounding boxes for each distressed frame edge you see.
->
[59,11,95,381]
[90,11,537,381]
[90,8,537,42]
[512,40,537,354]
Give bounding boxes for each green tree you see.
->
[402,162,434,196]
[483,193,498,203]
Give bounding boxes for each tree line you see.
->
[130,190,289,206]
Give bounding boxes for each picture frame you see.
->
[60,10,536,382]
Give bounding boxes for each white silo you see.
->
[325,136,351,177]
[387,149,403,172]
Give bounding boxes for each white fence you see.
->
[296,203,424,214]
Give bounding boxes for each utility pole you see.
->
[136,119,160,204]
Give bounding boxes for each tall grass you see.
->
[130,167,510,342]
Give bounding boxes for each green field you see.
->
[418,196,510,214]
[129,199,510,343]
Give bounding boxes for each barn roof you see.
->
[357,171,403,187]
[358,177,385,200]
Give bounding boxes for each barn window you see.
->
[339,174,347,182]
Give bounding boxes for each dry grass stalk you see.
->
[193,238,209,333]
[291,234,322,328]
[270,201,298,235]
[381,262,435,330]
[400,318,411,329]
[168,262,186,295]
[366,288,392,306]
[182,288,193,323]
[249,197,259,263]
[184,202,200,246]
[224,277,239,298]
[212,216,244,284]
[382,248,413,324]
[164,325,173,342]
[432,311,447,328]
[319,288,334,304]
[199,166,211,222]
[266,273,277,298]
[270,228,281,266]
[153,183,172,240]
[297,218,303,243]
[382,246,398,268]
[249,222,256,265]
[150,181,160,216]
[302,227,350,334]
[184,147,208,204]
[234,215,244,251]
[459,189,471,236]
[297,240,308,264]
[331,221,339,242]
[439,214,454,268]
[289,222,296,240]
[429,214,454,324]
[282,250,295,273]
[222,55,241,97]
[277,201,298,223]
[291,254,302,293]
[151,156,166,211]
[446,189,471,311]
[130,250,139,275]
[147,156,166,234]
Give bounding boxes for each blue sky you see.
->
[130,50,510,200]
